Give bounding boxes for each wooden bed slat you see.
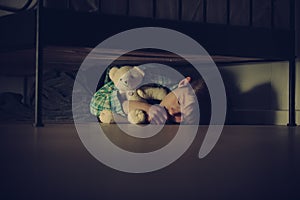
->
[0,46,271,76]
[40,8,292,59]
[0,8,293,60]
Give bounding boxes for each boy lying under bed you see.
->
[90,65,209,125]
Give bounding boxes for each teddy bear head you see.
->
[109,66,145,91]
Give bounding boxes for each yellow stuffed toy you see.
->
[99,66,169,124]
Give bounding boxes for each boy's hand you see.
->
[148,105,167,124]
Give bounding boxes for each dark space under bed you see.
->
[0,0,297,125]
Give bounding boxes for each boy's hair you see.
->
[189,78,211,125]
[190,78,206,98]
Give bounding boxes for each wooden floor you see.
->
[1,124,300,200]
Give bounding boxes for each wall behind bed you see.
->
[220,61,300,125]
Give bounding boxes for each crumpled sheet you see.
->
[0,69,93,123]
[0,92,33,122]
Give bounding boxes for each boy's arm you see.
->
[122,100,167,124]
[122,100,150,114]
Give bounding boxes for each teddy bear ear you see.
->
[178,77,191,88]
[109,67,118,82]
[133,66,145,77]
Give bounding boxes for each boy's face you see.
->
[159,88,183,123]
[159,77,197,124]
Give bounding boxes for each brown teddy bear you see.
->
[99,66,168,124]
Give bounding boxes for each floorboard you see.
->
[1,124,300,199]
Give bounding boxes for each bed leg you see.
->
[34,50,44,127]
[287,0,297,127]
[288,58,297,127]
[34,0,44,127]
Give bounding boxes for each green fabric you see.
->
[90,81,125,117]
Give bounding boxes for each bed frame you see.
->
[0,0,297,126]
